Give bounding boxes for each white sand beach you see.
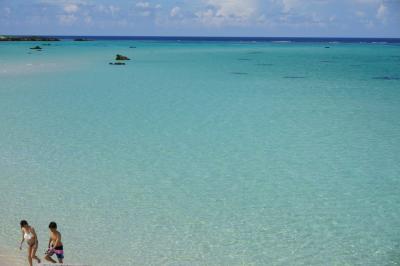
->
[0,250,24,266]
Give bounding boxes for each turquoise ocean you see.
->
[0,39,400,265]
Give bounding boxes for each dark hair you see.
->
[20,220,28,227]
[49,221,57,229]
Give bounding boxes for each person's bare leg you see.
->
[27,245,33,266]
[45,254,57,263]
[31,244,41,264]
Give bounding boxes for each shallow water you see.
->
[0,40,400,265]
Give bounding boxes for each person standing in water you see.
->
[19,220,41,266]
[44,221,64,264]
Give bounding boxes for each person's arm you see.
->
[19,230,24,250]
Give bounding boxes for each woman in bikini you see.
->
[19,220,41,266]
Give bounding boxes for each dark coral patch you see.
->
[256,63,274,66]
[284,76,306,79]
[373,76,400,80]
[231,72,249,75]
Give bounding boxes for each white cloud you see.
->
[195,9,216,25]
[356,10,366,17]
[64,3,78,13]
[134,1,162,18]
[376,3,387,21]
[109,5,120,16]
[170,6,181,17]
[96,4,120,16]
[353,0,381,3]
[366,20,375,28]
[38,0,90,23]
[117,19,129,27]
[280,0,300,12]
[58,14,77,25]
[30,0,398,33]
[257,14,267,23]
[140,11,151,16]
[2,7,11,16]
[39,0,88,8]
[38,0,87,26]
[207,0,257,19]
[136,2,150,8]
[96,4,106,12]
[195,0,258,26]
[84,15,92,24]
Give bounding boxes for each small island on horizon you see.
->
[0,35,60,41]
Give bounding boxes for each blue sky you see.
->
[1,0,399,37]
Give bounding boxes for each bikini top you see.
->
[24,229,33,240]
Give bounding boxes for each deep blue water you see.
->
[7,35,400,43]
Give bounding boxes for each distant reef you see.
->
[73,38,93,41]
[0,35,60,41]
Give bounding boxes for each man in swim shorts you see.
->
[44,221,64,264]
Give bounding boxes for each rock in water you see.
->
[116,54,130,60]
[30,46,42,50]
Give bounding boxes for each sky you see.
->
[0,0,399,37]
